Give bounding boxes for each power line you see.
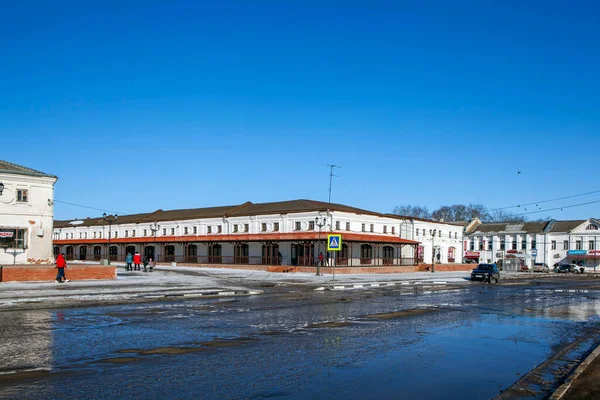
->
[512,199,600,216]
[54,200,124,215]
[490,189,600,211]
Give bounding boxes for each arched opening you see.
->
[79,246,87,261]
[208,244,222,264]
[65,246,74,261]
[382,245,394,265]
[418,245,425,263]
[93,245,102,261]
[337,243,349,266]
[263,243,281,265]
[234,243,249,264]
[125,246,136,257]
[53,246,60,256]
[109,246,118,261]
[164,245,176,262]
[360,244,373,265]
[144,246,155,260]
[186,245,198,263]
[448,247,456,263]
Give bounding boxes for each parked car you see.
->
[533,263,550,273]
[554,264,583,274]
[471,263,500,283]
[519,264,531,272]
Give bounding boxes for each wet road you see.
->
[1,277,600,399]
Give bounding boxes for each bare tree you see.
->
[392,205,432,219]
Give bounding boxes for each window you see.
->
[512,239,517,250]
[295,222,301,231]
[93,232,97,239]
[488,238,493,251]
[274,222,279,232]
[0,228,27,249]
[233,225,238,233]
[16,189,28,203]
[125,230,129,238]
[416,229,419,236]
[346,222,350,231]
[576,240,582,250]
[193,227,197,234]
[309,221,315,230]
[362,224,366,232]
[370,224,374,233]
[98,232,102,239]
[531,240,536,249]
[455,232,458,239]
[564,240,569,250]
[479,240,484,251]
[392,227,395,235]
[551,240,556,250]
[84,232,87,239]
[261,223,267,232]
[500,238,505,250]
[79,233,82,239]
[244,224,249,233]
[217,225,222,234]
[114,232,118,238]
[132,230,135,237]
[171,228,175,235]
[470,238,475,250]
[184,227,189,234]
[521,240,526,250]
[438,230,441,237]
[589,241,595,250]
[207,226,212,234]
[162,229,166,236]
[586,224,599,230]
[449,232,451,238]
[70,233,73,239]
[336,221,341,230]
[143,229,147,237]
[383,226,387,234]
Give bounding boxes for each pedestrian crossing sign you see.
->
[327,234,342,251]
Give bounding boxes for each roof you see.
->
[54,199,391,228]
[548,220,587,233]
[468,221,548,235]
[0,159,57,179]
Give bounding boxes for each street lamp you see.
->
[431,229,437,273]
[103,213,118,264]
[149,222,160,261]
[315,216,327,276]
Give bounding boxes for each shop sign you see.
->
[0,229,15,238]
[465,251,480,257]
[567,250,587,256]
[588,250,600,256]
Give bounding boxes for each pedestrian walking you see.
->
[125,253,133,271]
[133,251,142,271]
[277,252,283,265]
[149,256,155,272]
[55,253,70,283]
[143,256,149,272]
[318,252,324,267]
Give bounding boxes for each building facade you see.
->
[464,218,600,271]
[0,160,58,265]
[53,200,464,268]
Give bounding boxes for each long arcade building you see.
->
[53,199,464,268]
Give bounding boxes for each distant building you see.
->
[464,218,600,271]
[0,160,58,265]
[53,199,464,268]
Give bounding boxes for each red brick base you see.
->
[0,265,117,282]
[416,263,475,272]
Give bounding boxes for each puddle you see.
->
[361,308,438,320]
[99,357,141,364]
[306,321,353,328]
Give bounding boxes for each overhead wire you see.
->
[512,199,600,216]
[54,200,125,215]
[489,189,600,211]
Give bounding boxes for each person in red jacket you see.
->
[133,251,142,271]
[55,253,69,283]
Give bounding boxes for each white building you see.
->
[0,160,58,265]
[464,218,600,271]
[53,199,463,268]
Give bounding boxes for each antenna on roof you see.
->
[327,164,341,203]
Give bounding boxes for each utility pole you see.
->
[327,164,340,203]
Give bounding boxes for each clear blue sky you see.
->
[1,1,599,220]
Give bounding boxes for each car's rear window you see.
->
[477,264,493,270]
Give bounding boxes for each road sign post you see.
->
[327,234,342,281]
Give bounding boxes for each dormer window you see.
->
[586,224,599,230]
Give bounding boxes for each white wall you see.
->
[0,173,57,265]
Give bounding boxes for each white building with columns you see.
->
[53,199,464,268]
[0,160,58,265]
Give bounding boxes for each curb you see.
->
[549,342,600,400]
[315,280,453,291]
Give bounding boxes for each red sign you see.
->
[465,251,480,257]
[589,250,600,256]
[0,231,14,238]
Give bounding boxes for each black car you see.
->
[471,263,500,283]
